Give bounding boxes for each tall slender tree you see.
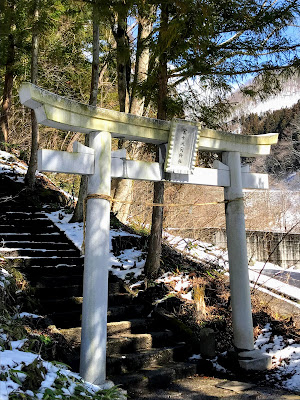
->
[0,0,26,145]
[25,0,40,188]
[111,1,155,223]
[70,0,101,222]
[144,2,169,279]
[144,0,300,278]
[129,2,155,115]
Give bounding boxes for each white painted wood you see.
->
[80,131,111,385]
[242,172,268,190]
[111,148,127,158]
[197,136,272,156]
[37,149,94,175]
[19,83,278,155]
[38,146,269,191]
[110,158,268,189]
[222,151,254,352]
[111,159,230,186]
[168,168,230,187]
[73,141,95,154]
[241,164,250,173]
[111,159,163,181]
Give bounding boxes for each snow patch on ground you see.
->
[0,151,27,180]
[255,324,300,392]
[13,312,43,320]
[0,267,11,288]
[46,210,84,249]
[163,232,228,268]
[0,348,116,400]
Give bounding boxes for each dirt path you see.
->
[132,376,300,400]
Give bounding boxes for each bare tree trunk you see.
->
[111,177,133,223]
[70,173,88,223]
[144,3,168,279]
[113,5,156,224]
[111,12,130,113]
[89,10,100,107]
[112,7,154,224]
[130,4,155,115]
[110,10,132,223]
[0,2,15,145]
[70,5,100,223]
[25,0,39,189]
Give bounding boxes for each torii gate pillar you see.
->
[80,131,111,384]
[223,151,254,350]
[223,151,271,370]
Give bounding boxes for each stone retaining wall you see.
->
[171,228,300,269]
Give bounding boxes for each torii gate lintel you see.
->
[20,83,277,384]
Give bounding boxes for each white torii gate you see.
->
[19,82,278,385]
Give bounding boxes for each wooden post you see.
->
[80,131,111,384]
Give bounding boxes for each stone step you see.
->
[107,334,153,355]
[107,305,145,322]
[107,330,174,356]
[22,264,84,277]
[36,285,83,299]
[0,233,64,242]
[0,219,53,228]
[0,249,80,258]
[30,278,123,297]
[0,225,58,233]
[32,274,84,288]
[59,327,82,346]
[107,319,158,336]
[107,345,187,375]
[21,256,84,267]
[110,362,197,394]
[0,205,40,212]
[59,318,163,346]
[0,241,75,250]
[40,297,83,314]
[40,294,135,312]
[46,311,82,328]
[108,280,123,295]
[108,293,135,306]
[45,303,146,329]
[0,211,47,220]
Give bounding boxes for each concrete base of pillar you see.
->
[238,349,272,371]
[100,380,115,389]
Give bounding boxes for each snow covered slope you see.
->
[229,75,300,118]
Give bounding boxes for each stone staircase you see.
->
[0,179,198,396]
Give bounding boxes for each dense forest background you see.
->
[1,0,300,179]
[1,0,300,273]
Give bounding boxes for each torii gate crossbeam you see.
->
[19,83,278,385]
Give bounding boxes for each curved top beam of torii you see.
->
[19,82,278,157]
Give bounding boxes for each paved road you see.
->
[254,269,300,289]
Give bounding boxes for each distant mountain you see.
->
[229,75,300,120]
[224,75,300,185]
